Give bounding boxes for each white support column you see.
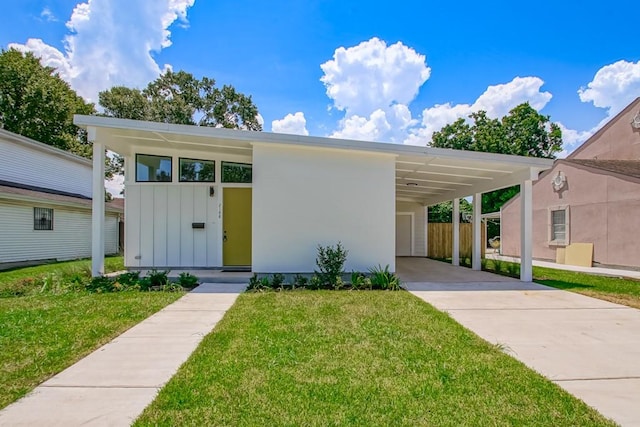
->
[424,205,429,257]
[520,179,533,282]
[452,198,460,266]
[90,127,105,277]
[472,193,482,270]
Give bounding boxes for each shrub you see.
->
[492,259,504,273]
[86,276,116,293]
[146,270,169,288]
[480,258,488,271]
[117,271,140,287]
[350,271,366,289]
[271,273,285,289]
[505,262,520,277]
[315,242,348,288]
[177,272,199,288]
[292,274,308,288]
[246,274,264,292]
[368,265,401,291]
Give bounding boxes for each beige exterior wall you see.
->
[501,162,640,268]
[570,99,640,160]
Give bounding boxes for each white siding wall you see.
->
[252,144,396,273]
[0,137,92,197]
[0,201,119,264]
[396,201,427,256]
[125,184,219,268]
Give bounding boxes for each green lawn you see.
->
[533,265,640,309]
[0,257,183,409]
[483,258,640,309]
[135,291,612,426]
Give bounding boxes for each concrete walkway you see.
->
[401,260,640,426]
[0,283,245,426]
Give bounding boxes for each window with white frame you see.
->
[34,207,53,230]
[548,206,569,245]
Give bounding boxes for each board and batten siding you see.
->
[252,143,396,273]
[0,134,92,197]
[125,184,219,268]
[396,201,427,257]
[0,201,118,264]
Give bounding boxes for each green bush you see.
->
[492,259,504,273]
[146,270,169,288]
[177,272,199,288]
[246,274,264,292]
[292,274,308,288]
[505,262,520,277]
[271,273,285,289]
[86,276,116,293]
[481,258,488,270]
[368,265,401,291]
[315,242,348,288]
[350,271,367,289]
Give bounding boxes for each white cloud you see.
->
[320,37,431,116]
[271,112,309,136]
[10,0,195,103]
[40,7,58,22]
[105,174,124,198]
[578,60,640,116]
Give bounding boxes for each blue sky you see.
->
[1,0,639,154]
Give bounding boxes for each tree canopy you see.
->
[429,103,563,218]
[98,70,262,131]
[0,48,95,157]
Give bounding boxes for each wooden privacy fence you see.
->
[428,223,485,259]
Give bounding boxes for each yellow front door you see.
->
[223,188,252,266]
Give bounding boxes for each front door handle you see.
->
[223,230,228,242]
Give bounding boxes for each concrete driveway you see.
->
[399,258,640,426]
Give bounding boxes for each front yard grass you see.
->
[0,257,183,409]
[135,291,612,426]
[482,259,640,309]
[533,265,640,309]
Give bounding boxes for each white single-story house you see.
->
[74,115,553,281]
[0,128,123,269]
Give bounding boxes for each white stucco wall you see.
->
[252,143,396,273]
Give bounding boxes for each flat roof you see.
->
[74,115,553,205]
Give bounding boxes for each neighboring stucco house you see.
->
[501,97,640,269]
[74,115,553,281]
[0,128,123,269]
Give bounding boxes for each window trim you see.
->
[135,153,173,183]
[34,207,54,231]
[548,205,570,246]
[221,161,253,183]
[178,157,216,183]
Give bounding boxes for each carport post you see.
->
[90,127,105,277]
[452,198,460,266]
[472,193,481,270]
[520,179,533,282]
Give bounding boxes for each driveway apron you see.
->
[402,258,640,426]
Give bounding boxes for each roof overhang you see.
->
[74,115,553,206]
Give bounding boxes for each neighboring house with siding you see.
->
[0,128,123,269]
[501,97,640,269]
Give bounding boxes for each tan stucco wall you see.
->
[570,100,640,160]
[501,162,640,268]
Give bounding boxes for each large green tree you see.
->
[429,103,562,219]
[0,48,95,157]
[99,70,262,130]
